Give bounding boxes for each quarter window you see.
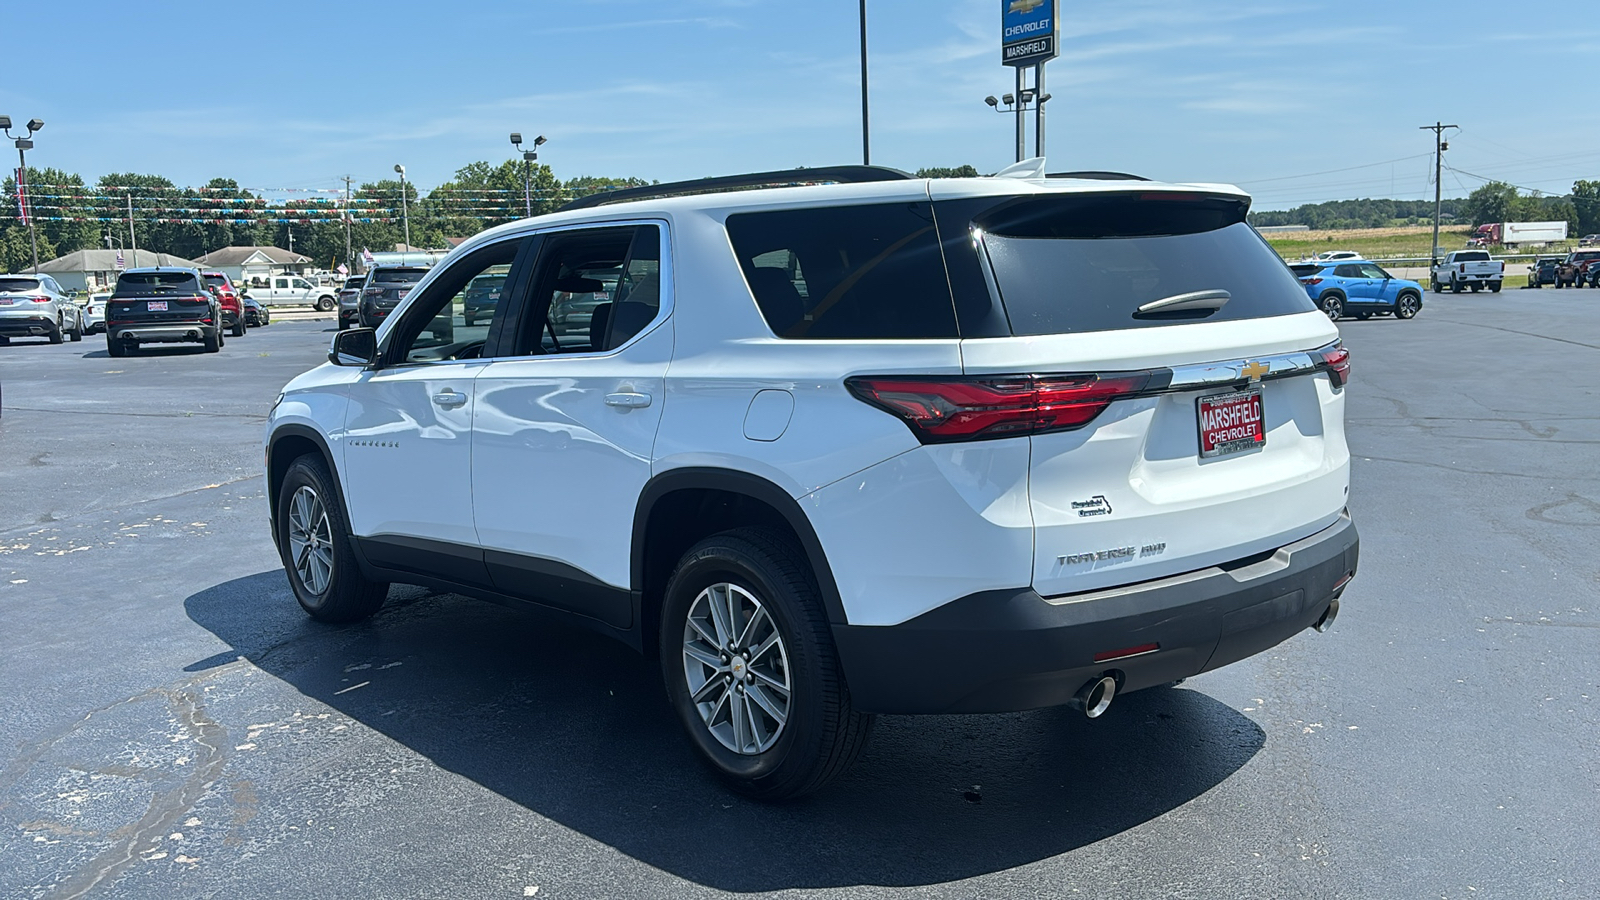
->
[726,202,958,339]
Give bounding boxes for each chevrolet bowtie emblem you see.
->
[1009,0,1045,13]
[1241,360,1270,382]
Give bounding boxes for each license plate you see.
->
[1197,388,1265,459]
[0,299,13,306]
[147,300,168,312]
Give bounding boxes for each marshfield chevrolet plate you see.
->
[1197,387,1265,458]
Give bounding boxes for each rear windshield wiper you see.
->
[1133,289,1230,318]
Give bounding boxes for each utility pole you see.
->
[128,191,137,257]
[2,117,44,272]
[342,175,353,270]
[1420,122,1458,269]
[859,0,870,165]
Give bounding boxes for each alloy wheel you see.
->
[287,485,335,595]
[682,582,792,755]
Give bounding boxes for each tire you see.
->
[1451,277,1463,294]
[47,319,64,344]
[1489,281,1502,293]
[1469,282,1481,293]
[1318,292,1344,320]
[660,527,873,801]
[69,320,83,341]
[107,338,125,358]
[204,329,221,353]
[232,317,246,337]
[1431,278,1443,293]
[315,296,335,312]
[1355,312,1372,320]
[1396,292,1421,319]
[276,455,388,622]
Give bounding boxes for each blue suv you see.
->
[1292,260,1424,321]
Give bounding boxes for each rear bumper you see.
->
[0,315,54,336]
[833,513,1359,714]
[110,323,215,343]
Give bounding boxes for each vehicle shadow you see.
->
[186,572,1265,891]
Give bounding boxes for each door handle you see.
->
[432,389,468,409]
[605,391,652,409]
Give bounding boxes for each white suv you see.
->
[266,165,1359,799]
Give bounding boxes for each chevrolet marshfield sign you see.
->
[1002,0,1059,66]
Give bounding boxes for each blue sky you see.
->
[6,0,1598,209]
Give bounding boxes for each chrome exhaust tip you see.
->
[1070,675,1118,719]
[1314,597,1340,633]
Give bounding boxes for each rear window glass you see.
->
[371,268,428,284]
[967,194,1314,335]
[0,277,41,293]
[1454,251,1490,261]
[202,275,229,287]
[726,202,958,339]
[114,272,202,296]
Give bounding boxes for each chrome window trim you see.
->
[1166,348,1324,391]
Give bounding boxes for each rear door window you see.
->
[959,193,1315,336]
[726,202,958,339]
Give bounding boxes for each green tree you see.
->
[1571,180,1600,236]
[1463,181,1519,228]
[0,225,55,273]
[915,165,981,178]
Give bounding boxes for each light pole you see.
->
[394,164,410,250]
[509,133,547,218]
[984,93,1048,163]
[1,116,45,273]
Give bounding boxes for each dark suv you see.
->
[107,267,224,356]
[358,266,430,328]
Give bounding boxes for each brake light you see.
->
[1301,277,1323,286]
[27,296,50,303]
[363,288,383,298]
[1317,343,1351,388]
[846,372,1155,443]
[1458,263,1466,272]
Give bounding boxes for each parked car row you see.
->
[0,273,86,344]
[0,268,274,352]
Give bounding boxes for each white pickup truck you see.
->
[1431,250,1504,294]
[245,275,339,311]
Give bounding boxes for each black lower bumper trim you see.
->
[833,514,1359,714]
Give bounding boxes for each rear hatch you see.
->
[110,272,212,323]
[940,188,1350,596]
[363,268,429,314]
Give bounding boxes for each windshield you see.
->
[970,195,1313,335]
[0,277,42,293]
[114,272,202,296]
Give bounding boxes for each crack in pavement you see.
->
[1428,317,1600,351]
[0,474,263,538]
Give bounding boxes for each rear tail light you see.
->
[27,296,50,303]
[1301,277,1323,286]
[846,371,1157,443]
[363,288,383,298]
[1317,342,1351,388]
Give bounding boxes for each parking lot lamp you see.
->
[510,133,546,218]
[394,164,410,251]
[1,116,44,273]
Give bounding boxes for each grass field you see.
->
[1263,225,1471,260]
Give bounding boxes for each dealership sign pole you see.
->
[1001,0,1058,162]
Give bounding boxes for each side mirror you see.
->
[329,328,378,367]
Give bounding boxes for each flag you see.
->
[115,250,125,270]
[361,248,375,265]
[336,263,349,276]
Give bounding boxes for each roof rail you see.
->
[1047,171,1150,181]
[558,165,915,212]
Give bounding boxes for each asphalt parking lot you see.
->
[1,300,1595,899]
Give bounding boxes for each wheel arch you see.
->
[632,468,848,656]
[266,425,349,549]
